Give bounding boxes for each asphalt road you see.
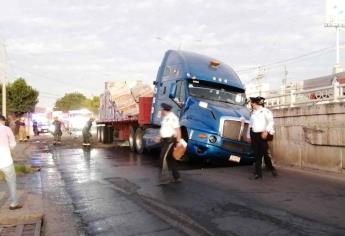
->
[36,136,345,236]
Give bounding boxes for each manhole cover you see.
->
[0,220,41,236]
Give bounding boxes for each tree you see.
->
[0,78,39,115]
[83,96,100,114]
[54,92,87,111]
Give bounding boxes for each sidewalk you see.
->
[0,138,44,234]
[0,191,43,224]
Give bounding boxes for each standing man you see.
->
[158,103,182,184]
[0,115,22,210]
[17,117,27,142]
[33,120,39,136]
[82,117,95,146]
[52,117,63,145]
[248,97,277,180]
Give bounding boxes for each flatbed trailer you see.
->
[96,97,154,150]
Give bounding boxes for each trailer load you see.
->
[99,80,153,122]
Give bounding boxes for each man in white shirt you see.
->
[248,97,277,180]
[158,103,182,184]
[0,115,22,210]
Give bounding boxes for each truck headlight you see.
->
[209,135,217,143]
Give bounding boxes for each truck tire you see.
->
[129,126,136,152]
[97,126,102,142]
[101,126,107,144]
[99,126,104,143]
[135,128,145,154]
[103,126,114,144]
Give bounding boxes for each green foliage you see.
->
[54,92,87,111]
[54,93,99,114]
[0,164,35,181]
[83,96,100,114]
[0,78,39,115]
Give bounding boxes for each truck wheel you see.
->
[135,128,145,154]
[99,126,104,143]
[97,127,101,142]
[129,126,136,152]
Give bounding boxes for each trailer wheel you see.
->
[129,126,136,152]
[97,126,102,142]
[98,126,104,143]
[135,128,145,154]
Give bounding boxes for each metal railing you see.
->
[264,83,345,109]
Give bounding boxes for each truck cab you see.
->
[144,50,253,163]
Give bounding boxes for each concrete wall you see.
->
[270,102,345,173]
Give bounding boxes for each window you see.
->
[176,81,186,103]
[188,79,246,106]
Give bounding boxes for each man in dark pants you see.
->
[248,97,277,180]
[158,103,182,185]
[82,117,95,146]
[52,117,63,145]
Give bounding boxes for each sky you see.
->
[0,0,344,109]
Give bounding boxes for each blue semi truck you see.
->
[97,50,254,164]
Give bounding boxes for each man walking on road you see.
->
[158,103,182,185]
[52,117,63,145]
[248,97,277,180]
[82,117,95,146]
[0,115,22,210]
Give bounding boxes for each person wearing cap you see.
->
[0,115,23,210]
[52,117,63,145]
[82,117,95,146]
[158,102,182,184]
[248,96,277,179]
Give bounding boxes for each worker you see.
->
[52,117,63,145]
[158,103,182,185]
[17,117,27,142]
[0,115,23,210]
[33,120,39,136]
[82,117,95,146]
[248,96,277,180]
[261,97,278,175]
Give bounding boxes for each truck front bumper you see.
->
[187,139,254,164]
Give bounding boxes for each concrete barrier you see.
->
[270,102,345,173]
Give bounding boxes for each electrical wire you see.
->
[236,46,335,74]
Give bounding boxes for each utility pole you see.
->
[282,65,288,91]
[256,67,265,96]
[0,41,7,117]
[282,66,288,106]
[324,0,345,74]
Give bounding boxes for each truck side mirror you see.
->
[169,83,177,99]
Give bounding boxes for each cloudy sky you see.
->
[0,0,344,109]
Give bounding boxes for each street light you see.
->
[324,0,345,73]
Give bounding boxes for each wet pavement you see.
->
[4,135,345,236]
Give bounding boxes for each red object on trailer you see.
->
[138,97,153,125]
[97,96,153,142]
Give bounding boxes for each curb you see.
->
[0,191,44,225]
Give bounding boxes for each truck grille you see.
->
[222,120,249,141]
[223,140,251,154]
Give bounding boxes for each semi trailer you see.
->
[97,50,254,163]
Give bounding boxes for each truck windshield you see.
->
[188,79,246,106]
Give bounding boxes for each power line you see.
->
[236,46,335,74]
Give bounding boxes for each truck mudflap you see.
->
[187,139,254,164]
